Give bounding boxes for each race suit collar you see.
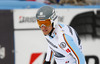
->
[48,28,55,38]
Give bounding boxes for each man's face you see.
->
[40,24,53,35]
[37,19,53,35]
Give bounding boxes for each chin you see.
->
[44,33,48,35]
[44,34,48,35]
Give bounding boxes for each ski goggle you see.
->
[37,19,52,27]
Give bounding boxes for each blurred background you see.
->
[0,0,100,64]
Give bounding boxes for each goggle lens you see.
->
[37,19,51,27]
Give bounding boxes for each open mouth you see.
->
[43,30,47,32]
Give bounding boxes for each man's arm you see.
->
[43,46,53,64]
[43,61,50,64]
[61,33,86,64]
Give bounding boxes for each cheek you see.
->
[48,27,52,31]
[48,26,52,28]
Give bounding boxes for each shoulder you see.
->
[57,23,67,28]
[57,23,73,32]
[58,23,65,28]
[57,23,73,30]
[55,23,75,36]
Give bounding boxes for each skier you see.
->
[36,5,86,64]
